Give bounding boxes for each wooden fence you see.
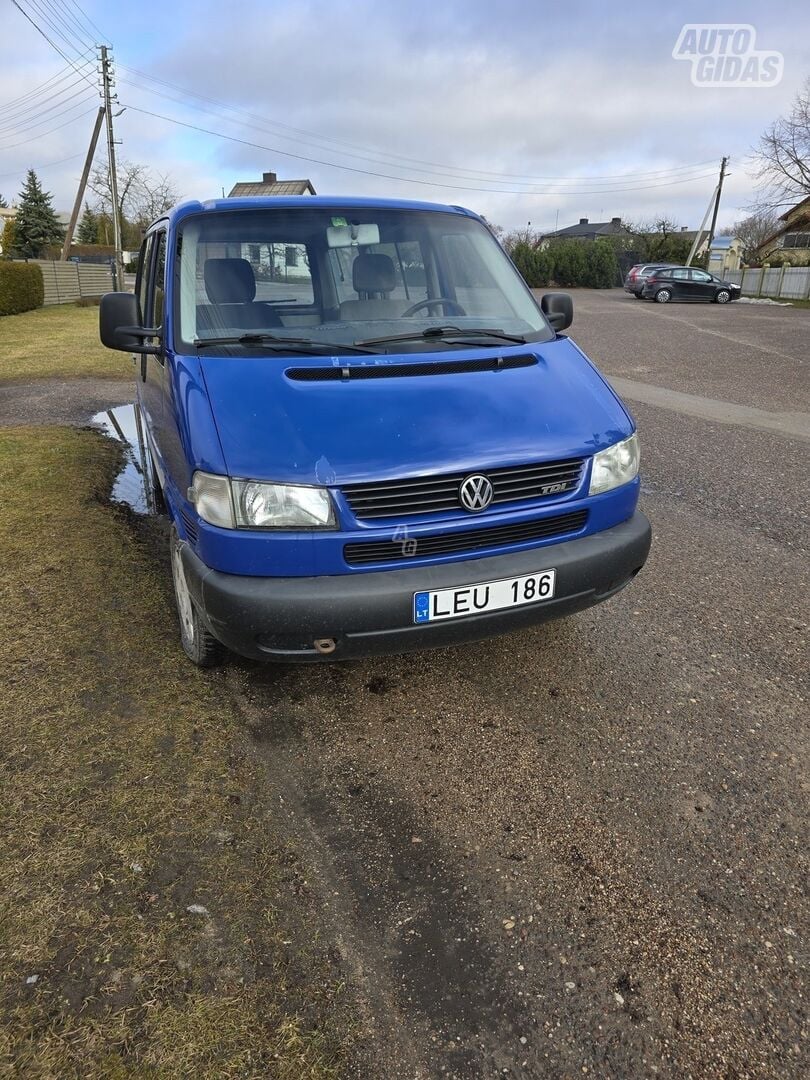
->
[23,260,114,305]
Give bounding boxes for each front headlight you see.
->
[190,472,335,529]
[589,434,640,495]
[232,480,335,529]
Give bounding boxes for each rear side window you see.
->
[670,269,689,280]
[136,234,153,320]
[152,231,167,327]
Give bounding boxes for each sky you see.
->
[1,0,809,233]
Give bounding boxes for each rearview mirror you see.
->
[540,292,573,332]
[326,223,381,248]
[100,292,161,354]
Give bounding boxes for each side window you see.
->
[671,269,690,280]
[691,270,711,282]
[152,231,167,328]
[136,234,153,321]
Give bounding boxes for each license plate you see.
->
[413,569,556,624]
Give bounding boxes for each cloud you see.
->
[0,0,806,231]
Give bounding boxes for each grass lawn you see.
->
[0,304,129,382]
[0,426,355,1077]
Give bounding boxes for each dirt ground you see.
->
[1,291,807,1078]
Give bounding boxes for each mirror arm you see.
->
[121,326,162,356]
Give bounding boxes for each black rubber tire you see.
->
[714,289,731,304]
[634,293,646,300]
[170,526,226,668]
[654,288,672,304]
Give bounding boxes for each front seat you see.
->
[196,258,282,335]
[339,253,408,321]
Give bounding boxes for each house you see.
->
[541,216,627,242]
[228,170,316,197]
[707,235,741,275]
[760,195,810,261]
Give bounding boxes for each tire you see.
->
[654,288,672,304]
[170,527,226,667]
[634,293,645,300]
[714,289,731,304]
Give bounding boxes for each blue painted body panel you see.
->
[141,197,641,579]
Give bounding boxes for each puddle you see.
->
[90,403,161,516]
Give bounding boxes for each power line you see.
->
[0,106,99,150]
[122,102,718,197]
[117,62,718,186]
[0,82,96,134]
[64,0,110,45]
[9,1,96,87]
[0,151,85,180]
[0,60,91,114]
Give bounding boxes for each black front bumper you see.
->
[181,512,652,662]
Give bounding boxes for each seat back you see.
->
[340,253,408,321]
[196,257,282,334]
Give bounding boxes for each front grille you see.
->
[342,458,585,520]
[343,509,588,566]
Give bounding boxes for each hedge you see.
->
[510,238,619,289]
[0,262,44,316]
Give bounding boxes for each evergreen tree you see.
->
[0,193,8,208]
[76,202,99,244]
[14,169,64,258]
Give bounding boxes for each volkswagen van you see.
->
[100,197,651,665]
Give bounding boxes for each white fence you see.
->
[21,260,114,305]
[723,266,810,301]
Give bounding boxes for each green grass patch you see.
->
[0,304,127,382]
[0,426,354,1077]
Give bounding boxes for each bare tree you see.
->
[752,77,810,209]
[88,157,181,242]
[725,209,781,263]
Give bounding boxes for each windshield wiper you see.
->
[193,333,379,354]
[355,326,528,347]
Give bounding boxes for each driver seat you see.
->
[339,253,409,321]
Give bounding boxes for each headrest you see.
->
[204,258,256,304]
[352,253,396,295]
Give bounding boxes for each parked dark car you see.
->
[640,266,741,304]
[623,263,675,297]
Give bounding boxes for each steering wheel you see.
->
[402,297,467,318]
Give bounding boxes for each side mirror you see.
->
[100,292,161,354]
[541,292,574,332]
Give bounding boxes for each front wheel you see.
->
[654,288,672,304]
[714,289,731,304]
[170,527,226,667]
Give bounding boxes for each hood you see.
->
[197,337,633,485]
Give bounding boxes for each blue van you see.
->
[100,197,651,666]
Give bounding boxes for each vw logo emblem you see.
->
[459,474,494,512]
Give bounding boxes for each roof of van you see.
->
[162,196,479,224]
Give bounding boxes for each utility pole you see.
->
[60,107,106,261]
[706,156,729,253]
[99,45,124,290]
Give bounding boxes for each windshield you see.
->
[176,206,553,354]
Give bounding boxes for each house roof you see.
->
[227,171,316,197]
[779,194,810,222]
[543,216,626,239]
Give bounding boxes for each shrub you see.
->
[0,261,44,316]
[549,240,588,287]
[583,240,620,288]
